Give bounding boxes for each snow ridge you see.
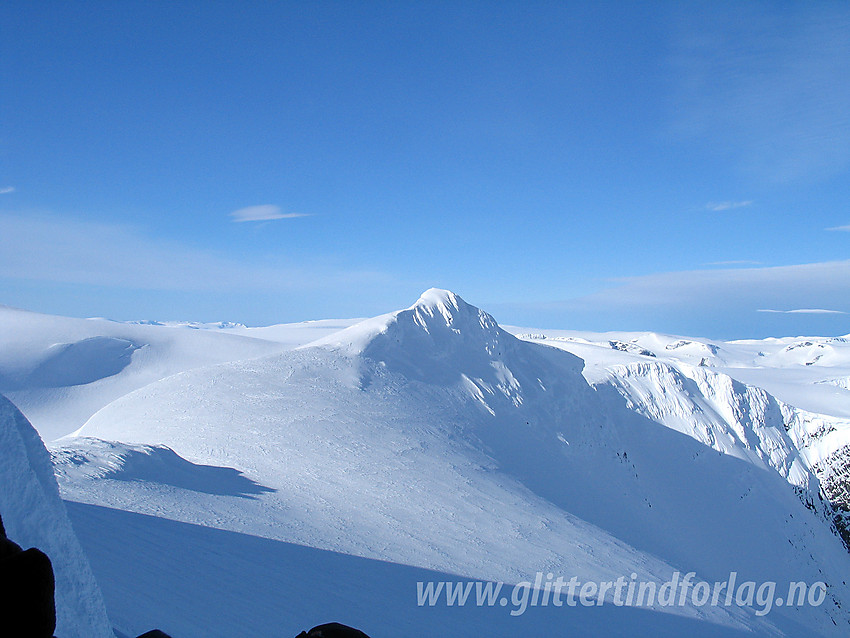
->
[0,394,112,638]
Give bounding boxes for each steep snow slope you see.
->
[0,394,113,638]
[601,361,811,483]
[605,361,850,548]
[0,305,352,440]
[58,291,849,636]
[508,327,850,552]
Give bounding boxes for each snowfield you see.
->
[0,304,355,441]
[2,291,850,636]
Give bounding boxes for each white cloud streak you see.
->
[827,224,850,232]
[0,187,15,195]
[757,308,846,315]
[705,201,753,212]
[229,205,310,223]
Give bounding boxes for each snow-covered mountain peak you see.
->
[307,290,552,411]
[404,288,501,340]
[413,286,463,309]
[409,287,491,329]
[310,289,509,361]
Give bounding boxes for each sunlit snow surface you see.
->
[2,293,850,636]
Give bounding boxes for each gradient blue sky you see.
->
[1,1,848,338]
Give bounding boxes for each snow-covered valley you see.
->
[2,291,850,636]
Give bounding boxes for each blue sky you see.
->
[1,1,848,338]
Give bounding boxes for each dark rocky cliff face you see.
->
[812,445,850,551]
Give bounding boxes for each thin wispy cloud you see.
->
[757,308,846,315]
[704,260,762,267]
[826,224,850,232]
[229,205,310,223]
[705,201,753,212]
[0,213,386,293]
[498,260,850,337]
[0,187,14,195]
[583,261,850,312]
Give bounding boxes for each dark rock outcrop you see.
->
[296,622,372,638]
[0,513,57,638]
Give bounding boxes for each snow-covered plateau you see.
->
[1,290,850,637]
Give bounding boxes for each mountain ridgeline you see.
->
[2,291,850,636]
